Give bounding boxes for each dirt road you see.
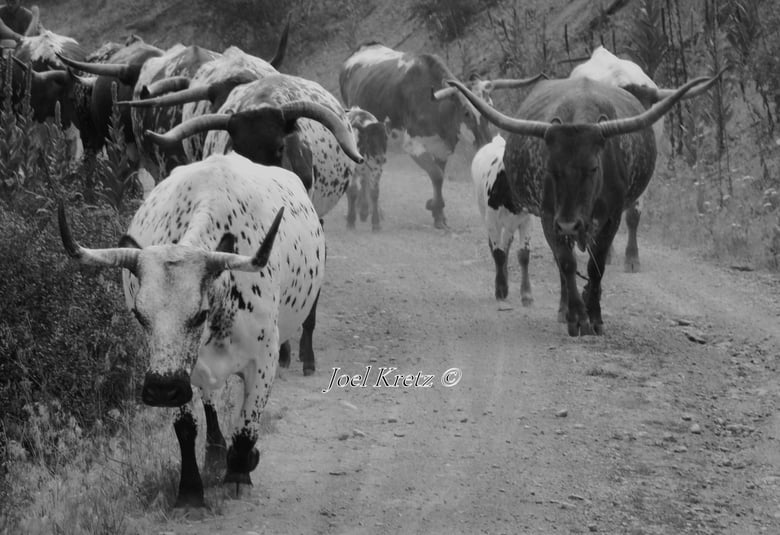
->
[150,153,780,535]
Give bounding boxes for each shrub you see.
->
[412,0,499,42]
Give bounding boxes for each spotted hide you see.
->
[448,72,722,336]
[471,134,533,303]
[59,151,325,508]
[345,106,388,231]
[339,42,495,229]
[131,44,220,179]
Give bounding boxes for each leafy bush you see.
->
[0,57,146,463]
[412,0,499,42]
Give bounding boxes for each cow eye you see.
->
[189,309,209,328]
[132,308,150,329]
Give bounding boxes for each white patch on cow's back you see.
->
[343,44,403,71]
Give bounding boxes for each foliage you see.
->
[0,55,146,467]
[412,0,499,42]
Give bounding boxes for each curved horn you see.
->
[281,101,364,163]
[653,66,727,102]
[206,207,285,272]
[58,203,140,274]
[432,86,458,100]
[445,79,549,138]
[140,76,191,99]
[487,73,548,90]
[55,52,139,84]
[269,14,291,70]
[598,72,725,138]
[120,85,211,108]
[145,113,231,148]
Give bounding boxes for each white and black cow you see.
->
[339,41,544,228]
[59,151,325,508]
[345,106,388,231]
[448,71,722,336]
[129,72,362,375]
[471,134,533,303]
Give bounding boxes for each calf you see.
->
[345,106,388,231]
[471,134,533,303]
[59,151,325,507]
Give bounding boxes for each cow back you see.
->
[204,74,357,217]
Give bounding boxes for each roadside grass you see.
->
[0,378,282,534]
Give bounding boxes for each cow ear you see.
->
[118,234,141,249]
[215,233,238,254]
[550,117,562,125]
[596,114,609,123]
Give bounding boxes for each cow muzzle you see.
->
[555,217,589,252]
[142,371,193,407]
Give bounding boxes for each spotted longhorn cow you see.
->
[127,71,363,375]
[59,151,325,508]
[339,42,544,229]
[447,71,723,336]
[345,106,389,231]
[471,134,533,303]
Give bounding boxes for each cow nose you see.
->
[555,218,583,236]
[142,372,193,407]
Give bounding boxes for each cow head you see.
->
[7,58,80,126]
[58,203,285,407]
[142,100,364,167]
[446,72,723,249]
[432,72,547,151]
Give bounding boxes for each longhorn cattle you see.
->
[471,134,533,303]
[58,24,288,180]
[567,46,716,271]
[339,42,544,229]
[129,72,362,375]
[58,151,325,507]
[136,73,363,217]
[447,71,722,336]
[345,106,388,231]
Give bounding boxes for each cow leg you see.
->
[583,221,619,335]
[346,178,359,229]
[542,214,590,335]
[173,405,205,508]
[278,340,291,368]
[370,174,381,232]
[224,346,278,491]
[517,213,533,306]
[409,153,447,229]
[359,174,370,222]
[490,238,509,300]
[298,289,320,376]
[624,202,641,272]
[202,390,227,475]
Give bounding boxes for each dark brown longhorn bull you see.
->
[447,71,723,336]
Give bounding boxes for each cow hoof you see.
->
[223,470,253,486]
[372,223,381,232]
[567,319,594,336]
[521,295,534,307]
[346,220,356,230]
[303,367,315,377]
[279,341,291,368]
[495,284,508,300]
[592,322,604,335]
[226,444,259,477]
[174,490,206,509]
[433,216,448,230]
[624,257,640,273]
